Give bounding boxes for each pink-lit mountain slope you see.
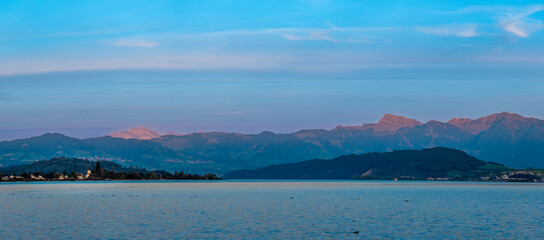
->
[110,127,161,140]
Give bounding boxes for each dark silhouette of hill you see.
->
[0,156,146,175]
[223,148,499,180]
[0,157,220,180]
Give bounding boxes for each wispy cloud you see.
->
[282,31,338,42]
[498,5,544,37]
[502,20,542,37]
[176,26,394,43]
[203,110,248,116]
[0,53,294,76]
[416,24,479,37]
[113,40,159,47]
[441,5,544,38]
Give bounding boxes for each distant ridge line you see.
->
[107,112,541,140]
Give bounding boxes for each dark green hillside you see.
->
[0,157,221,181]
[0,156,146,175]
[223,147,495,180]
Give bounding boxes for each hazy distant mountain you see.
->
[1,112,543,174]
[0,133,178,170]
[110,127,161,140]
[0,133,103,167]
[223,147,499,180]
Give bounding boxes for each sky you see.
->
[1,0,544,140]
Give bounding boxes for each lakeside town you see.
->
[425,170,544,182]
[0,157,221,182]
[2,165,542,183]
[0,170,221,182]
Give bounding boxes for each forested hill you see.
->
[223,147,506,180]
[0,157,147,175]
[0,157,222,181]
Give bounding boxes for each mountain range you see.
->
[1,112,543,174]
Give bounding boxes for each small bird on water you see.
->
[353,231,359,234]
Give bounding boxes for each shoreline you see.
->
[2,179,542,184]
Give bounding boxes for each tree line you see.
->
[0,158,221,181]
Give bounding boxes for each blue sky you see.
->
[1,0,544,140]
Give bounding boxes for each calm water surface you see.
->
[1,180,543,239]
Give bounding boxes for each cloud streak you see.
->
[174,26,395,43]
[113,40,159,47]
[282,32,338,42]
[442,5,544,38]
[417,24,479,37]
[499,5,544,37]
[203,110,248,115]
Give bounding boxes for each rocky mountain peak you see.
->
[447,112,534,134]
[372,114,423,132]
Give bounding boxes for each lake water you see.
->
[1,181,543,239]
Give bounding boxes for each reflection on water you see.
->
[1,181,543,239]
